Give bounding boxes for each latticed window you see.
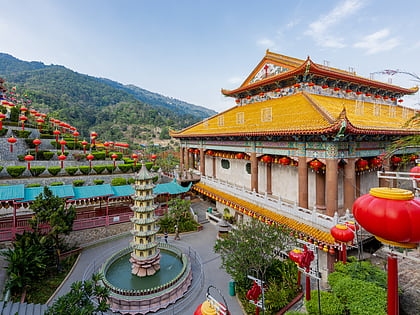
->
[221,159,230,169]
[261,107,272,122]
[218,115,224,126]
[236,112,244,124]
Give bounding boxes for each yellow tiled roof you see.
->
[308,94,419,131]
[172,93,333,137]
[194,182,335,245]
[172,92,420,137]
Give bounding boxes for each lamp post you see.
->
[330,224,354,264]
[111,153,118,170]
[86,154,94,170]
[7,137,17,152]
[53,130,61,148]
[72,131,79,148]
[353,187,420,315]
[24,154,34,170]
[32,138,42,160]
[58,154,67,168]
[247,272,265,315]
[90,131,98,149]
[81,140,88,154]
[19,115,27,130]
[132,153,138,167]
[0,113,6,130]
[59,139,67,154]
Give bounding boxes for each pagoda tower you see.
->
[129,164,161,277]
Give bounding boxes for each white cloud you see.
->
[227,76,244,85]
[353,29,400,54]
[304,0,365,48]
[256,38,276,48]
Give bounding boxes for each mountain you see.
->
[0,53,217,145]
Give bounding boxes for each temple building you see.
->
[171,50,420,275]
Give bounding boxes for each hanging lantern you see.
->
[308,83,315,87]
[309,159,323,172]
[279,156,291,165]
[35,118,45,132]
[194,148,200,154]
[369,157,382,169]
[334,87,340,91]
[398,99,403,103]
[235,153,245,159]
[72,131,80,144]
[391,156,402,165]
[32,139,42,153]
[356,91,363,95]
[274,88,281,92]
[365,93,372,97]
[235,99,240,104]
[7,137,17,152]
[410,165,420,181]
[288,249,303,265]
[293,83,301,88]
[355,159,369,171]
[81,140,88,154]
[151,154,157,161]
[53,130,61,144]
[24,154,34,170]
[259,92,265,97]
[58,154,67,168]
[322,85,329,89]
[345,89,352,93]
[261,155,272,163]
[86,154,95,169]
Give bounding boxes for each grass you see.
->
[24,253,79,304]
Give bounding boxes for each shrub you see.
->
[0,128,8,136]
[50,141,61,149]
[127,177,135,184]
[79,166,91,175]
[93,165,106,174]
[152,165,160,172]
[118,164,132,173]
[305,290,345,315]
[145,162,153,170]
[64,140,77,150]
[26,183,41,187]
[50,182,64,186]
[93,179,104,185]
[25,138,37,148]
[72,153,86,161]
[6,166,27,177]
[12,130,32,138]
[43,151,54,160]
[105,165,116,173]
[40,134,54,139]
[17,154,25,162]
[132,164,141,172]
[65,167,79,176]
[91,151,106,160]
[29,167,46,177]
[152,175,158,183]
[72,180,85,187]
[47,167,62,176]
[0,166,3,173]
[111,177,127,186]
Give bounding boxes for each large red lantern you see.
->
[90,131,98,147]
[35,118,44,131]
[53,130,61,144]
[279,157,290,165]
[390,155,402,165]
[151,154,157,160]
[33,138,42,154]
[24,154,34,170]
[19,115,28,130]
[72,131,80,144]
[309,159,323,171]
[81,140,88,154]
[355,159,369,171]
[111,153,118,168]
[59,139,67,154]
[235,153,245,159]
[353,187,420,315]
[261,155,272,163]
[86,154,95,169]
[410,165,420,181]
[7,137,17,152]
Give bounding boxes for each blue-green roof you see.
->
[0,180,191,203]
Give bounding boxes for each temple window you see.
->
[261,107,272,122]
[221,159,230,169]
[236,112,244,124]
[246,163,251,174]
[218,115,224,126]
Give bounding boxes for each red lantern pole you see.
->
[58,154,67,168]
[388,253,399,315]
[60,139,67,154]
[81,140,88,154]
[111,154,118,169]
[0,113,6,130]
[7,137,17,153]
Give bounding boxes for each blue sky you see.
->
[1,0,420,112]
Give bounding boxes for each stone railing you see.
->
[201,175,354,231]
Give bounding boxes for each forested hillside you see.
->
[0,53,216,144]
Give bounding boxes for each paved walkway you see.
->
[49,200,245,315]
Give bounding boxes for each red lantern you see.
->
[330,224,354,243]
[345,89,352,93]
[235,99,240,103]
[391,156,402,165]
[259,92,265,97]
[293,83,301,88]
[32,139,42,153]
[7,137,17,152]
[58,154,67,168]
[132,153,138,167]
[261,155,272,163]
[86,154,94,169]
[111,153,118,168]
[322,85,328,89]
[309,159,323,171]
[235,153,245,159]
[151,154,157,160]
[59,139,67,154]
[194,148,200,154]
[356,159,369,171]
[81,140,88,154]
[53,129,61,143]
[308,83,315,87]
[409,165,420,181]
[288,249,303,265]
[398,99,403,103]
[356,91,362,95]
[333,87,340,91]
[370,157,382,168]
[279,157,290,165]
[274,88,281,92]
[365,93,371,97]
[206,150,213,156]
[24,154,34,170]
[72,131,80,144]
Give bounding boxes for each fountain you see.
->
[100,164,192,314]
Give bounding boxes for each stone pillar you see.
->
[251,152,258,193]
[179,147,184,172]
[212,156,216,178]
[343,157,356,212]
[325,159,338,216]
[315,172,326,211]
[298,156,308,209]
[186,149,190,170]
[191,152,196,170]
[266,162,272,195]
[200,149,205,176]
[356,173,361,198]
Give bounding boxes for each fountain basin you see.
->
[100,243,192,314]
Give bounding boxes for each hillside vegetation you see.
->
[0,53,216,145]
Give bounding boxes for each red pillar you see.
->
[388,253,399,315]
[266,162,272,195]
[305,268,311,301]
[179,147,184,172]
[326,159,338,216]
[251,152,258,193]
[298,157,308,209]
[105,198,109,226]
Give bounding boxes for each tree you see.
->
[168,198,191,240]
[214,219,295,285]
[46,273,110,315]
[29,186,76,270]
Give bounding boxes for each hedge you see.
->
[109,152,123,160]
[91,151,106,160]
[152,165,160,172]
[127,177,135,184]
[12,130,32,138]
[105,165,116,173]
[26,183,42,188]
[305,290,345,315]
[48,167,62,176]
[50,182,64,186]
[65,167,79,176]
[72,180,85,187]
[93,179,104,185]
[0,166,3,173]
[111,177,127,186]
[29,167,46,177]
[6,166,26,177]
[79,166,91,175]
[0,128,8,136]
[93,165,106,174]
[26,150,54,160]
[118,164,132,173]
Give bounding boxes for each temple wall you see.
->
[272,164,298,203]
